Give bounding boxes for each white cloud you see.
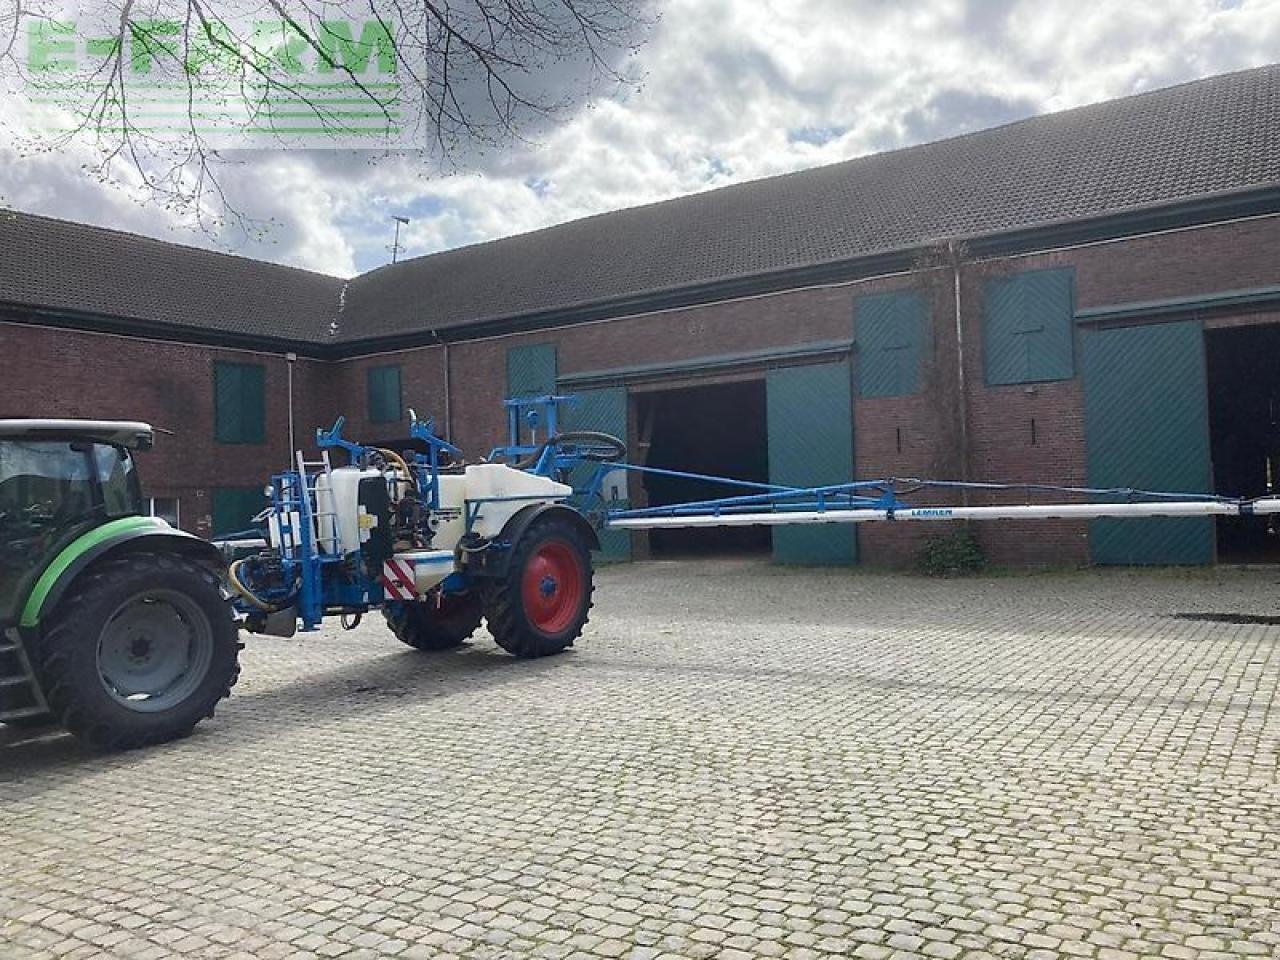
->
[2,0,1278,276]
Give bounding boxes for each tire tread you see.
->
[382,596,482,651]
[483,515,594,658]
[34,552,240,750]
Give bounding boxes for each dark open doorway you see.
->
[1207,324,1280,562]
[637,379,770,557]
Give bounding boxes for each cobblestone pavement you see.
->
[3,562,1280,960]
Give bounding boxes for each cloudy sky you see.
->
[2,0,1279,278]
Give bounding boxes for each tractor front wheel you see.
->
[33,553,241,750]
[383,593,482,651]
[483,514,594,658]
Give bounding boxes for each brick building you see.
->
[4,65,1280,566]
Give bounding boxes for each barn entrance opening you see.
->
[1207,323,1280,562]
[636,379,770,558]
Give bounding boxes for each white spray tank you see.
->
[316,466,386,554]
[462,464,573,539]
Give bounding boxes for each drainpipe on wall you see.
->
[439,333,452,439]
[948,242,971,499]
[286,352,297,461]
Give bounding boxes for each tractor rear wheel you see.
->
[383,593,482,651]
[33,553,241,750]
[483,514,593,658]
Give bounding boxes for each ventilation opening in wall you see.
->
[1207,323,1280,563]
[635,379,771,558]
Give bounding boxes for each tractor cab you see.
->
[0,420,152,628]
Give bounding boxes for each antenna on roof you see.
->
[390,215,410,264]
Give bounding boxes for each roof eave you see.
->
[340,245,924,355]
[0,303,333,358]
[340,182,1280,355]
[962,181,1280,258]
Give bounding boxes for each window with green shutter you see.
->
[983,268,1075,385]
[212,488,265,537]
[506,344,557,398]
[367,365,402,423]
[855,290,931,397]
[214,362,265,444]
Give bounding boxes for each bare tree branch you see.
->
[1,0,654,235]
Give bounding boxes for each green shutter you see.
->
[212,488,264,537]
[984,268,1075,385]
[856,290,930,397]
[214,363,244,443]
[214,362,265,444]
[507,344,557,399]
[1083,320,1213,565]
[562,387,630,562]
[767,361,856,564]
[367,365,402,423]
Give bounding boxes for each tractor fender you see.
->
[20,517,225,629]
[474,503,600,577]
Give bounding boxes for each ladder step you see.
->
[0,705,47,721]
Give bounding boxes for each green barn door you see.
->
[1083,320,1213,565]
[767,361,856,564]
[507,344,558,446]
[563,386,631,562]
[507,344,557,399]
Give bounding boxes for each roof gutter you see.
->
[0,304,332,359]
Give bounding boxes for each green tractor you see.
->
[0,420,240,748]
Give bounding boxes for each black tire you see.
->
[483,514,594,658]
[32,552,241,750]
[383,593,482,651]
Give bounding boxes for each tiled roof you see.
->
[0,210,341,343]
[340,63,1280,341]
[3,64,1278,348]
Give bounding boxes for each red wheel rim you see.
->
[521,540,584,635]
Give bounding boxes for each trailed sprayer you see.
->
[224,397,625,656]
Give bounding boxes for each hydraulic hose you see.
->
[374,447,414,500]
[228,558,285,613]
[513,431,627,471]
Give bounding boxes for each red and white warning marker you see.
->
[382,557,419,601]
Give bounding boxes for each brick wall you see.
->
[957,261,1090,566]
[5,213,1280,563]
[435,271,966,565]
[952,215,1280,565]
[326,346,448,444]
[853,278,962,565]
[0,319,330,536]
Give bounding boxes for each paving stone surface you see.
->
[3,562,1279,959]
